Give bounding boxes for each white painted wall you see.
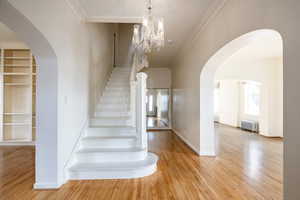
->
[5,0,115,187]
[145,68,171,89]
[88,24,115,117]
[215,57,283,137]
[170,1,300,197]
[0,22,28,48]
[217,80,240,127]
[116,23,133,67]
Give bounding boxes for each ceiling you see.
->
[222,32,283,64]
[73,0,221,67]
[215,32,283,77]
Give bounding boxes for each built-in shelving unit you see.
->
[0,49,37,145]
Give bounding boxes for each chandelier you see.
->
[132,0,165,54]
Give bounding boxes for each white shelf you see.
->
[4,57,30,60]
[4,65,30,68]
[1,139,32,143]
[0,48,36,144]
[3,73,30,76]
[4,113,31,116]
[3,123,31,126]
[4,83,31,86]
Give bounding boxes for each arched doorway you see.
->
[0,0,59,188]
[199,29,283,156]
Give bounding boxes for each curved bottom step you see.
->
[68,153,158,180]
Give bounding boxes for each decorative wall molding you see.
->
[86,16,142,23]
[177,0,228,56]
[65,0,88,21]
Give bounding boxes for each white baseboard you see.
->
[63,119,88,184]
[199,149,216,157]
[0,141,35,146]
[172,129,200,155]
[34,182,62,190]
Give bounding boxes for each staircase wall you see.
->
[88,24,116,117]
[5,0,117,188]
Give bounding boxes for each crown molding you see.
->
[86,16,142,23]
[177,0,228,56]
[65,0,88,22]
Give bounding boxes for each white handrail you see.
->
[129,53,137,127]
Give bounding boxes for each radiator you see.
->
[241,120,259,132]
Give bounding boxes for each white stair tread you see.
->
[69,153,158,171]
[88,126,135,129]
[92,116,130,120]
[88,125,134,128]
[82,135,136,140]
[77,147,145,153]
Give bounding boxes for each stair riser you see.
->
[95,112,130,117]
[105,86,130,90]
[102,95,130,100]
[105,86,129,90]
[75,151,147,163]
[103,90,129,94]
[110,74,130,78]
[113,70,131,73]
[99,100,129,105]
[85,128,136,137]
[107,81,129,85]
[95,108,130,113]
[105,90,130,94]
[97,104,129,109]
[81,139,136,148]
[68,165,157,180]
[102,92,130,97]
[110,74,129,77]
[108,77,129,80]
[90,119,130,126]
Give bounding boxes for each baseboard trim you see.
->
[63,120,88,184]
[0,141,35,146]
[34,182,62,190]
[172,129,200,155]
[199,150,216,157]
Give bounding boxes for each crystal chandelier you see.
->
[132,0,165,53]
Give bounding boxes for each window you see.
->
[244,82,261,116]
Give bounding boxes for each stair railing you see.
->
[130,54,137,127]
[130,53,148,150]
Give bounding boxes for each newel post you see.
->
[136,72,148,149]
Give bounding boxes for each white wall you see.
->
[215,57,283,137]
[5,0,115,187]
[145,68,171,89]
[217,80,240,127]
[88,24,115,117]
[116,23,133,67]
[170,1,300,198]
[0,22,28,48]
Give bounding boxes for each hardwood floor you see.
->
[147,117,169,129]
[0,124,283,200]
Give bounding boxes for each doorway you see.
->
[146,89,171,130]
[199,29,283,155]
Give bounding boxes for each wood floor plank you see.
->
[0,124,283,200]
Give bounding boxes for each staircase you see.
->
[67,67,158,180]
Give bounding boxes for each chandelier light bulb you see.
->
[131,0,165,70]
